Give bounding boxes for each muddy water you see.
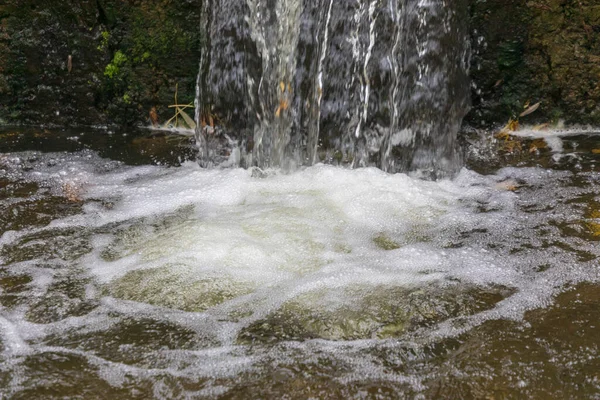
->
[0,127,599,399]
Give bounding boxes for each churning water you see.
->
[1,128,600,398]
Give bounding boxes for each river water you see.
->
[0,127,599,398]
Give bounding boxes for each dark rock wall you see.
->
[0,0,598,128]
[0,0,200,127]
[0,1,106,126]
[467,0,600,127]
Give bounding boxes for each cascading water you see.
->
[3,2,600,398]
[196,0,470,177]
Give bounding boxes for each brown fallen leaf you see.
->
[495,131,510,140]
[178,107,196,129]
[519,102,540,117]
[62,181,82,202]
[495,119,520,139]
[149,107,158,127]
[529,138,547,154]
[500,139,523,154]
[587,209,600,237]
[275,99,289,117]
[591,149,600,154]
[495,179,519,191]
[506,118,519,131]
[532,123,549,131]
[200,112,216,130]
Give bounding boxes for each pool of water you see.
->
[1,127,599,398]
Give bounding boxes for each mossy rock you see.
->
[2,0,598,128]
[0,0,201,127]
[465,0,600,127]
[105,266,254,312]
[238,283,514,343]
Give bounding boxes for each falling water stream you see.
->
[1,0,600,398]
[196,0,469,177]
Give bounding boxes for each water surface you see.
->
[1,127,599,398]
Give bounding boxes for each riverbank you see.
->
[1,1,599,129]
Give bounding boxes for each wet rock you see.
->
[106,266,254,312]
[465,0,600,127]
[238,283,514,343]
[0,0,200,127]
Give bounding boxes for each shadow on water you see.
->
[0,126,197,166]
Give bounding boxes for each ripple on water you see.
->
[1,150,599,398]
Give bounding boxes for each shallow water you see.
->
[1,127,600,398]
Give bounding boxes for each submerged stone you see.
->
[373,234,401,251]
[106,266,254,312]
[25,271,98,324]
[41,317,209,366]
[238,283,514,343]
[0,228,92,264]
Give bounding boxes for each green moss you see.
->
[104,50,127,79]
[497,41,523,70]
[94,0,201,125]
[97,30,110,52]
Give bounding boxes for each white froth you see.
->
[0,316,31,356]
[511,127,600,139]
[78,165,480,290]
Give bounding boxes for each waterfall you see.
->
[196,0,470,177]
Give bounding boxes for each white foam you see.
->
[6,160,598,317]
[510,126,600,139]
[78,165,473,289]
[0,316,31,356]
